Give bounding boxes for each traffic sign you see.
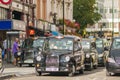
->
[0,0,12,5]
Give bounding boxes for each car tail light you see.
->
[107,57,116,63]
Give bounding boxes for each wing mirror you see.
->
[104,46,109,51]
[38,48,42,51]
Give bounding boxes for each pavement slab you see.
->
[0,62,35,80]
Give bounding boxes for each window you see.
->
[48,38,73,50]
[104,8,107,13]
[109,9,113,13]
[100,9,103,13]
[74,42,79,51]
[26,0,29,3]
[114,9,117,13]
[0,7,7,19]
[30,0,33,4]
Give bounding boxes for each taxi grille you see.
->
[115,57,120,65]
[46,56,59,67]
[24,52,34,60]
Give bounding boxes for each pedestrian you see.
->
[12,38,19,66]
[3,39,7,60]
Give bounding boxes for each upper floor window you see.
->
[30,0,33,4]
[24,0,33,4]
[25,0,29,3]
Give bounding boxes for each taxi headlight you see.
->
[39,48,42,51]
[17,52,21,56]
[86,54,90,58]
[38,51,41,54]
[36,56,41,61]
[107,58,116,63]
[65,56,70,62]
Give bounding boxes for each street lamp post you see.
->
[53,13,57,24]
[63,0,65,35]
[112,0,114,37]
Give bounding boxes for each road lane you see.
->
[9,67,120,80]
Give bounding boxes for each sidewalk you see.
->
[0,61,35,79]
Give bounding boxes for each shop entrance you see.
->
[6,31,25,63]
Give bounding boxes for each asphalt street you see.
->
[7,67,120,80]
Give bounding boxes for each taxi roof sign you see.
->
[55,36,64,39]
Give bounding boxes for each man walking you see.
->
[12,38,19,66]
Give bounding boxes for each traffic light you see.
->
[29,29,35,35]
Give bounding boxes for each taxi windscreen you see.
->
[96,40,103,48]
[22,38,34,48]
[112,39,120,49]
[33,39,44,48]
[48,38,73,50]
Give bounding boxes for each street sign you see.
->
[0,20,12,30]
[0,0,12,5]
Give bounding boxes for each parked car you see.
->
[81,39,98,70]
[35,35,85,76]
[95,38,107,66]
[106,37,120,76]
[17,37,46,67]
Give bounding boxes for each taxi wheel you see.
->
[101,59,105,67]
[93,64,97,69]
[103,60,106,67]
[36,71,41,76]
[79,68,84,74]
[68,65,75,77]
[106,70,114,76]
[18,64,22,67]
[89,62,93,71]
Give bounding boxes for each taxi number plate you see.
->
[46,67,58,71]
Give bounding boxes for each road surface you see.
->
[8,67,120,80]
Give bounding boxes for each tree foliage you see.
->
[73,0,102,30]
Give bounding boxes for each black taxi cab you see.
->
[95,38,108,66]
[17,37,46,67]
[81,39,98,70]
[106,37,120,76]
[35,35,85,76]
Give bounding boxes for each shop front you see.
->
[0,19,26,62]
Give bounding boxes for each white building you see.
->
[87,0,120,37]
[86,0,105,33]
[99,0,120,37]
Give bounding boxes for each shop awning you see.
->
[51,31,63,36]
[0,19,26,31]
[0,20,12,30]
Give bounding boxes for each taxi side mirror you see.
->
[104,46,109,51]
[78,46,82,51]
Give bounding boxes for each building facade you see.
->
[86,0,120,38]
[101,0,120,37]
[36,0,73,31]
[0,0,36,39]
[86,0,105,34]
[0,0,36,62]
